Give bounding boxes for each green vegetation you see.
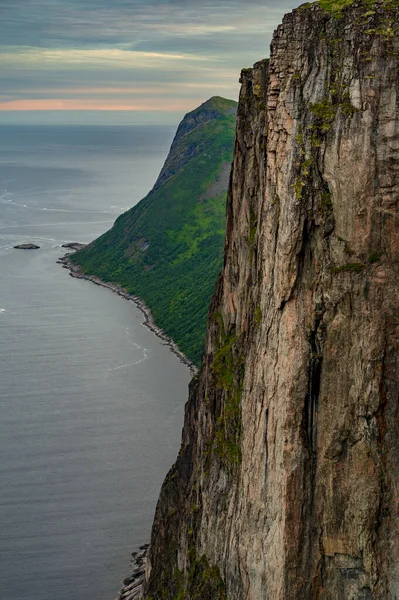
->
[319,0,369,14]
[368,251,380,263]
[332,262,366,273]
[309,99,337,122]
[254,305,262,325]
[209,314,244,469]
[318,0,399,15]
[148,548,226,600]
[321,191,332,209]
[72,97,237,366]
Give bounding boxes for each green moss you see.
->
[332,262,366,273]
[213,375,243,467]
[319,0,399,15]
[210,327,242,466]
[210,317,244,469]
[318,0,367,14]
[211,333,236,391]
[368,251,380,264]
[302,158,312,176]
[321,191,332,209]
[340,101,361,116]
[311,133,322,148]
[309,95,360,135]
[149,549,226,600]
[295,126,304,145]
[254,305,262,325]
[295,177,306,199]
[310,99,337,124]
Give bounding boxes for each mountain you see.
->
[122,1,398,599]
[71,96,237,365]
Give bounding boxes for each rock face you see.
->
[143,2,399,599]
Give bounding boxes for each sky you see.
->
[0,0,299,125]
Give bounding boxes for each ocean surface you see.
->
[0,124,192,600]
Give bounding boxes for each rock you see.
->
[61,242,86,251]
[14,243,40,250]
[115,548,148,600]
[143,2,399,600]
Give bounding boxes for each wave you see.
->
[0,220,112,229]
[108,347,149,372]
[0,189,13,203]
[10,200,114,215]
[110,205,129,212]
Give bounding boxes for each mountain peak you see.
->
[177,96,237,137]
[153,96,237,191]
[193,95,238,115]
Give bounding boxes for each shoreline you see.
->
[115,545,148,600]
[58,252,198,376]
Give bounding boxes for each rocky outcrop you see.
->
[143,1,399,599]
[115,547,148,600]
[14,243,40,250]
[61,242,86,251]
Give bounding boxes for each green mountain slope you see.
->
[71,96,237,365]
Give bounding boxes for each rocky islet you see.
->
[14,243,40,250]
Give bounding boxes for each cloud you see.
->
[0,47,215,69]
[0,0,300,122]
[0,98,194,111]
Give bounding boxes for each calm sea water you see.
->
[0,125,192,600]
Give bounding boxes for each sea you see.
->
[0,124,192,600]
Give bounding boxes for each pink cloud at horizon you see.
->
[0,98,198,112]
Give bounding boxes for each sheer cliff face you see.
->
[145,2,399,599]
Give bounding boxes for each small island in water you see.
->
[14,243,40,250]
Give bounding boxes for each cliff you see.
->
[71,96,237,365]
[142,1,399,598]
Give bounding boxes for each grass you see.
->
[318,0,399,14]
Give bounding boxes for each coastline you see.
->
[58,252,198,376]
[114,546,148,600]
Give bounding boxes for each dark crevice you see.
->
[302,304,325,596]
[264,409,269,497]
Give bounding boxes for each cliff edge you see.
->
[143,1,399,598]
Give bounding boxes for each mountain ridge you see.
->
[71,96,237,365]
